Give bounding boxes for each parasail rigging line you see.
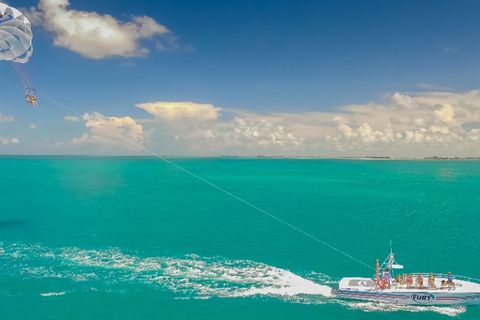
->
[11,62,32,89]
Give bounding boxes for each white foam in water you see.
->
[0,242,468,316]
[231,269,332,298]
[45,246,332,299]
[40,292,66,297]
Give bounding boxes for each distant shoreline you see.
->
[0,154,479,161]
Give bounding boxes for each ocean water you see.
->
[0,157,479,319]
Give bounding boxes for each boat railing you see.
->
[417,272,480,283]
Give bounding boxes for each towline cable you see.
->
[0,70,374,271]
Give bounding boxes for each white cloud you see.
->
[337,124,354,138]
[430,125,449,135]
[391,92,416,109]
[136,101,221,121]
[435,104,455,123]
[468,129,480,141]
[62,90,480,157]
[135,90,480,157]
[0,137,19,145]
[0,113,14,123]
[190,116,304,152]
[416,83,450,91]
[340,123,391,143]
[30,124,38,129]
[64,115,80,122]
[135,101,303,154]
[29,0,173,59]
[72,112,144,148]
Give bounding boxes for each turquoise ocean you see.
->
[1,157,479,319]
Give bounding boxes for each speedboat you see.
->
[334,249,480,305]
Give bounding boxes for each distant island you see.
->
[251,156,480,160]
[424,156,480,160]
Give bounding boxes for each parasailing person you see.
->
[0,2,37,106]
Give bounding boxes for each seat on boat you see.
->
[348,279,376,287]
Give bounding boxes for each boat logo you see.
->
[411,293,436,302]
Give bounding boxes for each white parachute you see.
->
[0,2,36,106]
[0,2,33,63]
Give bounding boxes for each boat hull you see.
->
[335,289,480,305]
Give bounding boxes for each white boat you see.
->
[334,249,480,305]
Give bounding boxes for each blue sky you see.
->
[1,0,480,157]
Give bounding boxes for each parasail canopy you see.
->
[0,2,33,64]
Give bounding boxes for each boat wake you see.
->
[0,242,332,300]
[0,242,467,316]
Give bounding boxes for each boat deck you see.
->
[339,276,480,294]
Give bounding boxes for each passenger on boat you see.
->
[407,273,414,288]
[383,270,391,282]
[382,272,391,288]
[377,278,385,289]
[441,280,446,288]
[416,272,424,288]
[447,272,454,286]
[396,274,402,284]
[428,272,436,288]
[376,276,389,290]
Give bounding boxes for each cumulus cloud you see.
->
[67,90,480,156]
[190,116,304,152]
[337,123,393,143]
[230,117,303,148]
[469,129,480,141]
[136,101,221,121]
[435,104,455,123]
[28,0,173,59]
[135,90,480,157]
[64,115,80,122]
[391,92,416,109]
[0,113,14,123]
[72,112,144,148]
[0,137,19,145]
[134,101,302,154]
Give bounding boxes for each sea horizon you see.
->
[1,154,480,161]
